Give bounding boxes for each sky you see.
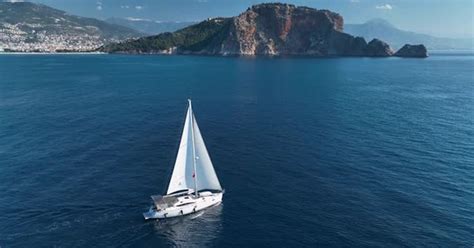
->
[6,0,474,38]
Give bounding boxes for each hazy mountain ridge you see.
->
[0,2,143,52]
[345,19,473,50]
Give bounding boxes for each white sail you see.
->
[166,104,195,194]
[166,100,222,195]
[192,113,222,192]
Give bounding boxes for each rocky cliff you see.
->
[100,3,425,57]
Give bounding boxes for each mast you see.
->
[188,99,199,197]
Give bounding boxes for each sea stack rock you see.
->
[394,44,428,58]
[365,39,394,57]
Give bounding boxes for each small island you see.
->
[100,3,428,58]
[394,44,428,58]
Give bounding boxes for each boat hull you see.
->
[143,192,223,220]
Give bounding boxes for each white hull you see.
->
[143,192,223,220]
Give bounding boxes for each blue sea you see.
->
[0,53,473,247]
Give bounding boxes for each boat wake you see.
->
[151,204,223,247]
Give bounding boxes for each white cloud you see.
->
[121,5,130,9]
[135,5,143,10]
[96,1,102,11]
[3,0,25,2]
[375,4,393,10]
[350,0,360,3]
[126,17,151,22]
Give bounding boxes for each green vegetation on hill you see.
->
[100,18,232,53]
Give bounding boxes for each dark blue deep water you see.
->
[0,54,473,247]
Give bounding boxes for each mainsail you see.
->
[166,100,222,195]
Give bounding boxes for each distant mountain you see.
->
[102,3,425,57]
[106,18,196,35]
[345,19,473,50]
[0,2,143,52]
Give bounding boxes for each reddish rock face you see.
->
[220,3,373,56]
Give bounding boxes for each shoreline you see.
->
[0,50,471,57]
[0,52,106,55]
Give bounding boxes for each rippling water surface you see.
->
[0,54,473,247]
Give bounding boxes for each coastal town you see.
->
[0,22,109,52]
[0,1,141,53]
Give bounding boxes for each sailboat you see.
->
[143,99,224,220]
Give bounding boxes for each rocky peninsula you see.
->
[100,3,427,58]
